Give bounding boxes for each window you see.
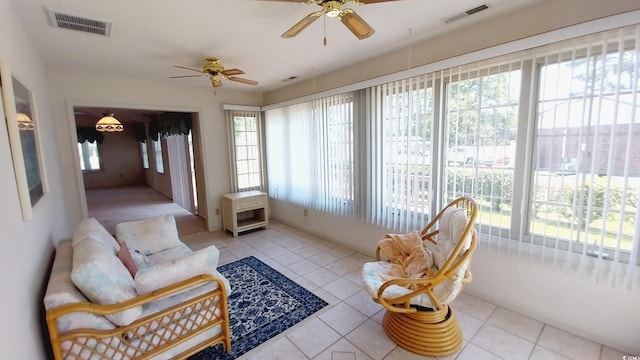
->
[140,142,149,169]
[363,76,434,231]
[153,139,164,174]
[264,23,640,287]
[227,110,264,192]
[443,65,521,234]
[265,93,354,215]
[530,28,640,260]
[78,141,101,172]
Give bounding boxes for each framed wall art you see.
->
[0,63,45,221]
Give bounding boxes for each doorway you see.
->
[73,106,206,236]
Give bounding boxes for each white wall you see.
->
[263,0,640,354]
[0,0,72,358]
[82,126,146,190]
[263,0,640,104]
[47,70,261,234]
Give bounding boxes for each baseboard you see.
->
[463,287,636,354]
[271,217,375,258]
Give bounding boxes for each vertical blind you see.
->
[442,56,523,242]
[363,75,435,233]
[263,23,640,288]
[444,25,640,288]
[265,93,355,215]
[527,25,640,288]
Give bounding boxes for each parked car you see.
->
[411,141,431,156]
[447,146,512,166]
[557,157,578,175]
[447,147,476,165]
[490,155,511,166]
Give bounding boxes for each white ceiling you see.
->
[12,0,541,93]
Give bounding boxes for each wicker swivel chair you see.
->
[362,196,478,356]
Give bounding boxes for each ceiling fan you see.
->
[169,57,258,88]
[260,0,400,40]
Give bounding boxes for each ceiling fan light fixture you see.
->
[210,75,223,88]
[96,113,123,132]
[323,1,342,18]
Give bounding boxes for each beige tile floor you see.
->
[182,221,629,360]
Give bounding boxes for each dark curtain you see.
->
[148,116,160,141]
[147,112,192,141]
[76,127,104,144]
[135,122,146,143]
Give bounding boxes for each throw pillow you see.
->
[71,238,142,326]
[115,214,181,255]
[134,245,220,295]
[72,217,120,252]
[44,239,116,332]
[117,241,138,276]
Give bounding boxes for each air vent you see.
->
[46,9,111,37]
[443,4,489,24]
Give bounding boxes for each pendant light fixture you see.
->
[16,113,35,130]
[95,112,123,132]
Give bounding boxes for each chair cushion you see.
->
[363,261,433,308]
[44,240,116,333]
[134,245,221,295]
[71,237,142,326]
[363,260,465,309]
[115,214,181,255]
[146,243,193,265]
[363,207,473,308]
[72,217,120,251]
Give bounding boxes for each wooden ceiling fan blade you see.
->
[173,65,205,74]
[228,76,258,85]
[221,68,245,76]
[339,10,375,39]
[282,11,322,38]
[357,0,402,3]
[169,75,206,78]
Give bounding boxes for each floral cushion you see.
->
[134,245,222,295]
[146,243,192,265]
[71,237,142,326]
[44,239,115,332]
[72,217,120,251]
[115,214,181,255]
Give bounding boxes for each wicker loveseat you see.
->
[44,215,231,360]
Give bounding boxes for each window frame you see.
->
[227,110,265,193]
[520,44,640,263]
[77,141,102,173]
[140,141,149,170]
[262,22,640,267]
[153,139,164,174]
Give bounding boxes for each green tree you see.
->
[446,72,519,147]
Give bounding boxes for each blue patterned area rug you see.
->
[189,256,328,360]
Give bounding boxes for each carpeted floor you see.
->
[189,256,328,360]
[85,185,205,236]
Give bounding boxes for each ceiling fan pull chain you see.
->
[323,15,327,46]
[407,28,413,70]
